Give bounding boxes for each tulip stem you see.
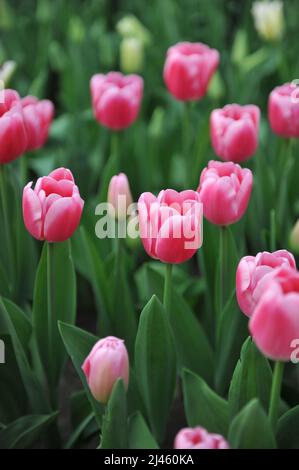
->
[269,361,284,430]
[47,241,57,408]
[163,263,173,315]
[218,226,227,315]
[270,209,276,252]
[182,102,192,187]
[112,132,120,172]
[0,165,14,294]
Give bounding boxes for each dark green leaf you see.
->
[228,399,276,449]
[182,369,229,435]
[128,412,159,449]
[58,321,103,425]
[33,241,76,386]
[135,295,177,443]
[100,379,128,449]
[0,413,57,449]
[277,405,299,449]
[228,337,272,418]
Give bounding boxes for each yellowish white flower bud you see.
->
[252,1,284,42]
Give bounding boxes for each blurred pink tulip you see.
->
[23,167,84,242]
[174,427,229,449]
[268,83,299,138]
[0,89,28,164]
[210,104,260,162]
[163,42,219,101]
[249,266,299,361]
[197,160,253,226]
[90,72,143,130]
[138,189,203,264]
[107,173,133,219]
[236,250,296,317]
[82,336,129,404]
[21,96,54,151]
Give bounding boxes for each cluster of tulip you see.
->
[1,35,299,449]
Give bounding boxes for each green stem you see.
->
[163,263,173,315]
[182,102,192,187]
[269,361,284,429]
[0,165,14,294]
[219,226,227,314]
[20,154,28,184]
[112,131,120,172]
[278,139,293,231]
[47,241,56,408]
[270,209,276,252]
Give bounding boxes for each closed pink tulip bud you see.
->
[249,266,299,361]
[23,167,84,242]
[82,336,129,404]
[90,72,143,130]
[236,250,296,317]
[138,189,203,264]
[174,427,229,450]
[107,173,133,219]
[0,89,28,164]
[21,96,54,151]
[268,83,299,138]
[163,42,220,101]
[197,160,253,226]
[210,104,260,162]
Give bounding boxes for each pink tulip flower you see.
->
[138,189,203,264]
[163,42,219,101]
[21,96,54,151]
[23,167,84,242]
[236,250,296,317]
[82,336,129,404]
[268,83,299,138]
[210,104,260,162]
[197,160,253,226]
[0,89,28,164]
[107,173,133,219]
[90,72,143,130]
[174,427,229,450]
[249,266,299,361]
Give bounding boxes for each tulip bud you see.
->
[252,1,284,42]
[82,336,129,404]
[0,60,16,86]
[174,427,229,449]
[116,15,151,46]
[68,16,85,43]
[107,173,133,220]
[290,220,299,254]
[120,37,144,74]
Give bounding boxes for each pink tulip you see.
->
[0,89,28,164]
[90,72,143,131]
[197,160,253,226]
[21,96,54,151]
[23,167,84,242]
[236,250,296,317]
[268,83,299,138]
[249,266,299,361]
[138,189,203,264]
[82,336,129,404]
[107,173,133,219]
[163,42,219,101]
[174,427,229,450]
[210,104,260,163]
